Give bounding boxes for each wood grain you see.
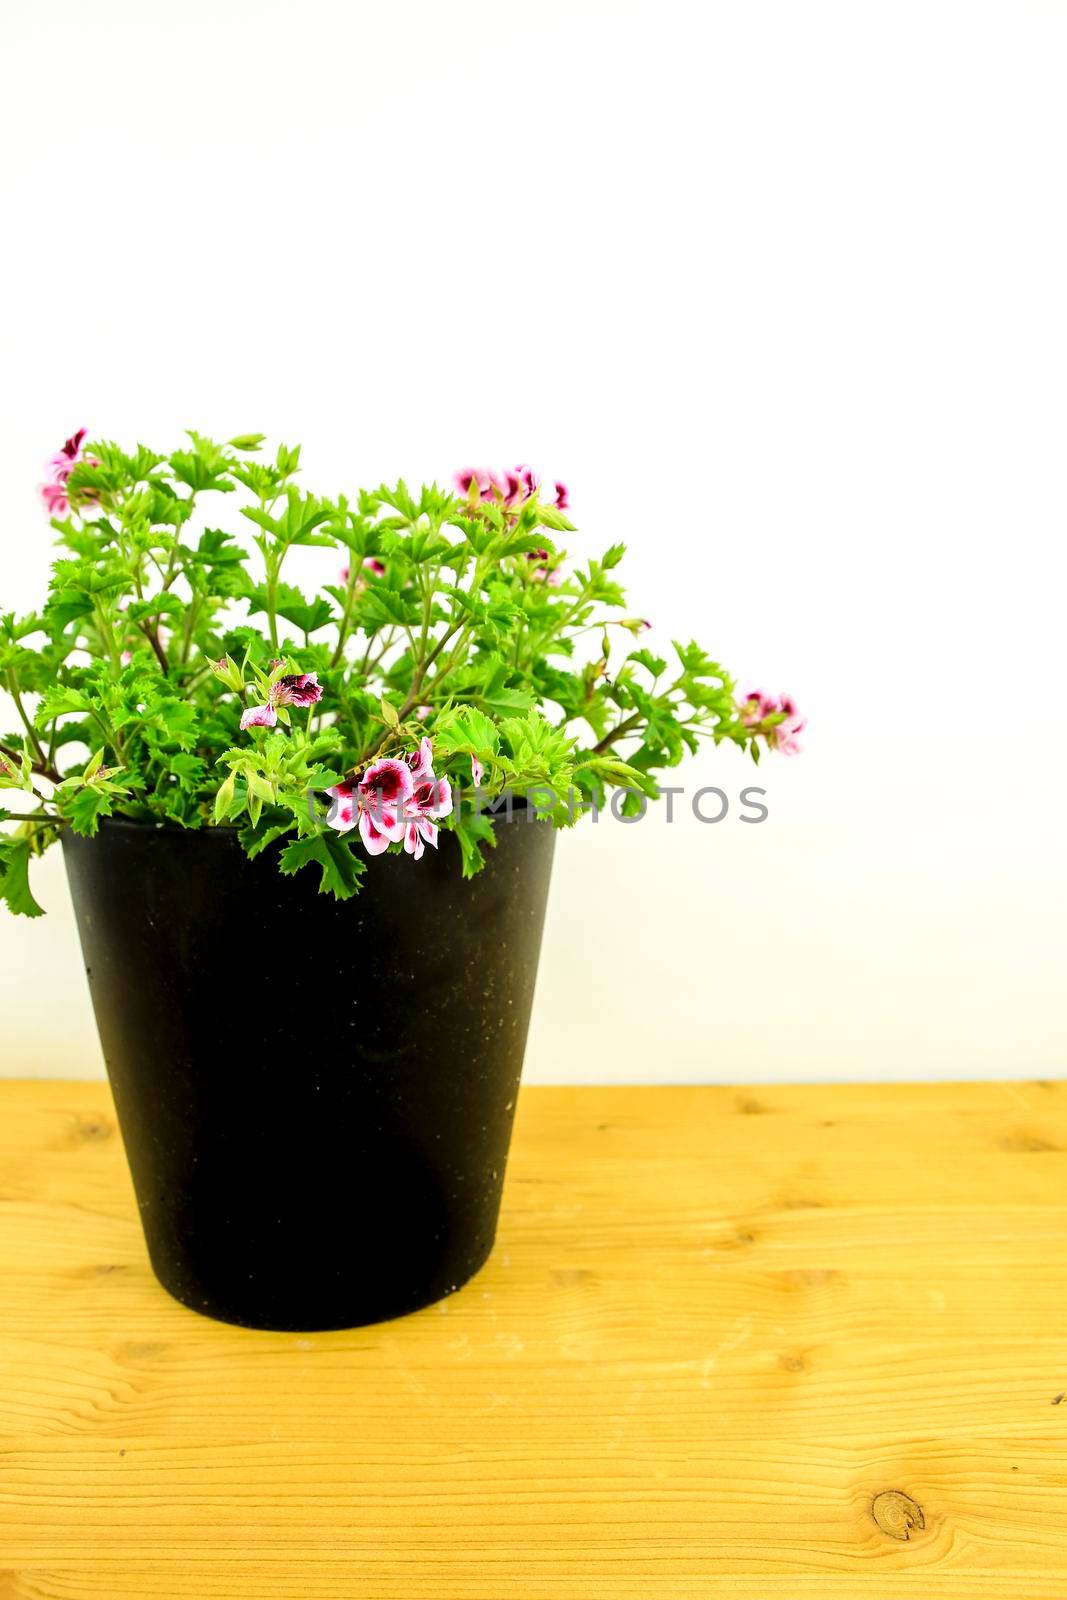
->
[1,1078,1066,1597]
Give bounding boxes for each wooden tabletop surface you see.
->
[1,1077,1066,1597]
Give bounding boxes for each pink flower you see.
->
[241,671,324,729]
[415,704,431,721]
[455,465,567,516]
[741,691,805,756]
[39,427,92,517]
[324,780,357,833]
[48,429,88,481]
[740,691,777,726]
[530,563,563,586]
[471,756,484,789]
[403,768,453,860]
[271,671,323,708]
[41,481,71,517]
[454,467,503,502]
[327,758,415,855]
[240,702,278,730]
[328,739,453,863]
[502,464,541,507]
[404,736,434,784]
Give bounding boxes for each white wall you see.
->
[2,0,1065,1083]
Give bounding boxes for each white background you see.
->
[1,0,1064,1083]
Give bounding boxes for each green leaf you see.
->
[35,684,92,723]
[170,437,235,494]
[279,832,366,899]
[627,648,667,678]
[451,813,497,879]
[238,822,292,859]
[433,705,501,759]
[64,785,117,837]
[0,839,45,916]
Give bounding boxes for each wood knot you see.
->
[999,1132,1061,1154]
[872,1490,925,1541]
[76,1115,112,1142]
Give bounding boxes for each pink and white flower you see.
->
[240,702,278,730]
[41,481,73,517]
[240,670,323,729]
[403,766,453,860]
[404,736,434,784]
[454,467,504,502]
[39,427,92,517]
[326,758,415,856]
[326,741,455,863]
[271,671,323,708]
[502,464,541,506]
[741,690,805,756]
[454,464,567,519]
[471,755,484,789]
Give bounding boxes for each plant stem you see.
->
[139,623,170,674]
[329,577,360,669]
[590,713,643,755]
[4,675,56,778]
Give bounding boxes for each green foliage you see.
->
[0,837,45,917]
[4,432,768,914]
[278,832,366,899]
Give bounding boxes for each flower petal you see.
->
[359,807,393,855]
[40,482,69,517]
[240,702,278,730]
[325,783,358,833]
[405,736,434,783]
[360,757,414,807]
[427,775,452,819]
[272,671,323,708]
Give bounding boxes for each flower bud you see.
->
[211,654,245,692]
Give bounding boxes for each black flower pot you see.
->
[62,814,555,1330]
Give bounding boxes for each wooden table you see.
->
[1,1079,1066,1597]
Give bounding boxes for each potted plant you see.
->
[0,431,803,1329]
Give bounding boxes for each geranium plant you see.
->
[0,431,803,916]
